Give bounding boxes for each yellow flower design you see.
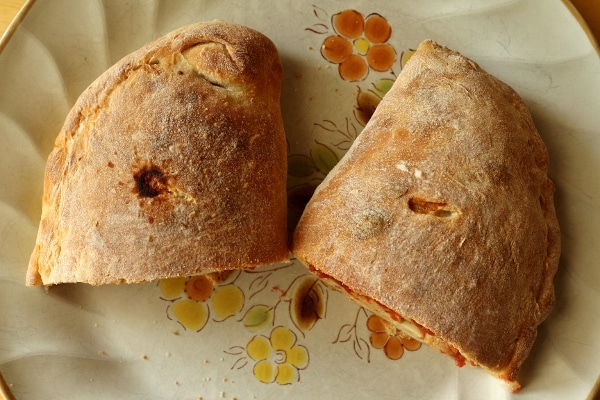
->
[366,314,421,360]
[160,272,244,331]
[246,326,309,385]
[320,9,396,81]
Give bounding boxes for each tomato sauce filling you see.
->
[308,263,468,367]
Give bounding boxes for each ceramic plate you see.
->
[1,0,599,398]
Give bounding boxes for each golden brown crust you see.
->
[27,21,289,286]
[292,40,560,390]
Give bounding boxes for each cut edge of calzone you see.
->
[292,39,560,392]
[27,21,289,286]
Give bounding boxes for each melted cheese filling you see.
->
[305,262,469,368]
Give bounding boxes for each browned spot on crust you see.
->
[134,166,168,198]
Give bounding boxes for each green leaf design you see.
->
[290,277,327,333]
[311,142,339,175]
[288,154,317,177]
[373,78,395,96]
[243,304,274,332]
[355,87,381,126]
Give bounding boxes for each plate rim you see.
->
[562,0,600,54]
[0,0,36,54]
[1,0,599,57]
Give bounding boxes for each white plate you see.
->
[1,0,599,398]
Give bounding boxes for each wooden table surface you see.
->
[1,0,599,46]
[0,0,24,37]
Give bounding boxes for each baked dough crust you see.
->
[27,21,289,286]
[292,40,560,391]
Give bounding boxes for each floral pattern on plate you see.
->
[158,262,332,384]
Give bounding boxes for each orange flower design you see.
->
[366,314,421,360]
[321,10,396,81]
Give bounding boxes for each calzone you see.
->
[27,21,288,286]
[292,40,560,391]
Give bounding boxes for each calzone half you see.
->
[27,21,288,286]
[292,40,560,391]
